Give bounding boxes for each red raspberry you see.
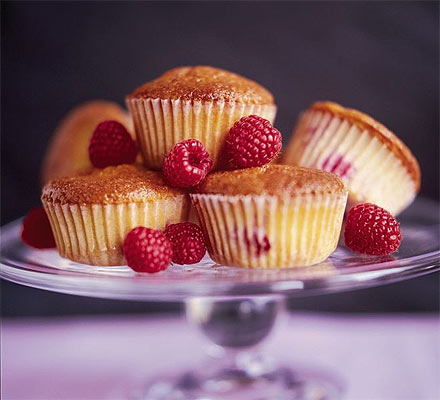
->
[344,203,402,255]
[89,120,137,168]
[123,227,172,273]
[164,222,207,264]
[223,115,282,169]
[163,139,213,188]
[21,207,56,249]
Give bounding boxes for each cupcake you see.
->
[191,165,348,269]
[41,100,133,185]
[283,101,421,215]
[42,164,189,266]
[126,66,276,170]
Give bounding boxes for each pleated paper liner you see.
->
[126,98,277,170]
[191,191,347,269]
[282,109,416,216]
[43,198,189,266]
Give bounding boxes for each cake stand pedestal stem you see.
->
[139,296,342,400]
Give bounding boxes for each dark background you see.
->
[1,1,439,317]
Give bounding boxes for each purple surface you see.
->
[2,313,439,400]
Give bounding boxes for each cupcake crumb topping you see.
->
[127,66,274,105]
[42,164,186,204]
[196,164,347,197]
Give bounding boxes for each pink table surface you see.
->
[2,313,439,400]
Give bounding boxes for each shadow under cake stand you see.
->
[1,197,439,400]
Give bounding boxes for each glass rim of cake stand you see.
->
[1,197,439,302]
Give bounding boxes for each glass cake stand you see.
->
[1,198,439,400]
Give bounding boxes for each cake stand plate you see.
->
[1,199,439,301]
[1,197,439,400]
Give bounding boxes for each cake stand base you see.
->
[133,297,343,400]
[138,362,342,400]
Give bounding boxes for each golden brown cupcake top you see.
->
[42,164,186,204]
[310,101,421,191]
[196,165,346,197]
[127,66,274,104]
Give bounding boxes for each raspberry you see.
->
[223,115,282,169]
[123,227,172,273]
[344,203,402,255]
[89,120,137,168]
[21,207,56,249]
[163,139,213,188]
[164,222,207,264]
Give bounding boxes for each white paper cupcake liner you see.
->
[126,98,277,170]
[43,198,189,266]
[283,109,416,215]
[190,192,347,269]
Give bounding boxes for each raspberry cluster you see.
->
[123,222,207,273]
[162,116,281,188]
